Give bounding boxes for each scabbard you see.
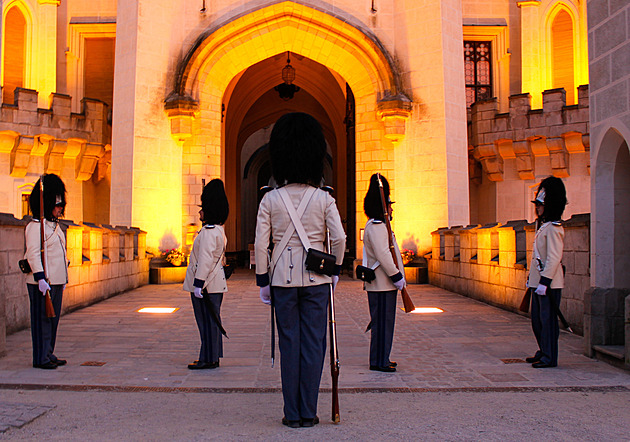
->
[202,289,228,338]
[270,286,275,367]
[519,288,532,313]
[546,289,573,333]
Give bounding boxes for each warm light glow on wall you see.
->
[137,307,179,314]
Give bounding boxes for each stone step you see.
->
[593,345,624,360]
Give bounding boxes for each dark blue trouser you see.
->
[190,292,223,363]
[531,288,561,366]
[27,283,63,366]
[273,284,329,422]
[368,290,397,367]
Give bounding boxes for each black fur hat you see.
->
[364,173,391,221]
[269,112,326,186]
[29,174,67,220]
[200,178,229,225]
[535,176,567,222]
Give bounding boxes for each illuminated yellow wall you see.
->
[110,0,182,252]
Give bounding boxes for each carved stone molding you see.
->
[377,95,412,145]
[528,136,549,157]
[96,145,112,182]
[76,143,106,181]
[164,93,199,146]
[45,140,68,175]
[473,143,504,181]
[0,131,19,154]
[11,137,34,177]
[547,137,569,178]
[513,140,535,180]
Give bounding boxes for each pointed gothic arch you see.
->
[1,1,33,104]
[165,1,412,252]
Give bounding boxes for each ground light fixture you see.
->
[407,307,444,314]
[137,307,179,314]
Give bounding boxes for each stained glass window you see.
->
[464,41,492,108]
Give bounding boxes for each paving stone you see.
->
[0,270,629,392]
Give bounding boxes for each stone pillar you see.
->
[392,0,469,254]
[35,0,60,108]
[518,1,543,109]
[110,0,182,252]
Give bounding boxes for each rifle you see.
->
[376,174,415,313]
[322,186,340,423]
[39,176,56,318]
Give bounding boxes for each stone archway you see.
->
[586,125,630,359]
[592,126,630,288]
[165,0,411,254]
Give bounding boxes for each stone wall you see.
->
[428,213,589,335]
[0,88,110,178]
[468,87,591,225]
[0,213,149,356]
[0,88,111,223]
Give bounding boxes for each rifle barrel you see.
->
[376,174,415,313]
[39,176,56,319]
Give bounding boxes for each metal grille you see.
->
[464,41,493,107]
[500,358,527,364]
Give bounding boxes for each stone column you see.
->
[392,0,469,253]
[36,0,60,108]
[518,1,543,109]
[110,0,183,251]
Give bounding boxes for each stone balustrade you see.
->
[0,213,149,356]
[428,213,590,335]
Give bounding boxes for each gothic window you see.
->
[2,6,27,104]
[464,41,492,107]
[551,9,575,104]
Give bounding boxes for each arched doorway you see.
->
[166,1,409,259]
[588,126,630,360]
[224,53,347,255]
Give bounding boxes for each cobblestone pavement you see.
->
[1,271,629,391]
[1,271,629,434]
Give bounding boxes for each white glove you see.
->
[38,279,51,295]
[259,285,271,305]
[193,287,203,298]
[535,284,547,296]
[331,275,339,291]
[394,278,406,291]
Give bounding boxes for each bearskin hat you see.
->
[364,173,391,221]
[269,112,326,186]
[200,178,229,225]
[29,174,67,220]
[535,176,567,222]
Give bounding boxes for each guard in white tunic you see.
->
[526,176,567,368]
[361,174,405,372]
[24,174,69,369]
[183,179,229,370]
[255,113,346,428]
